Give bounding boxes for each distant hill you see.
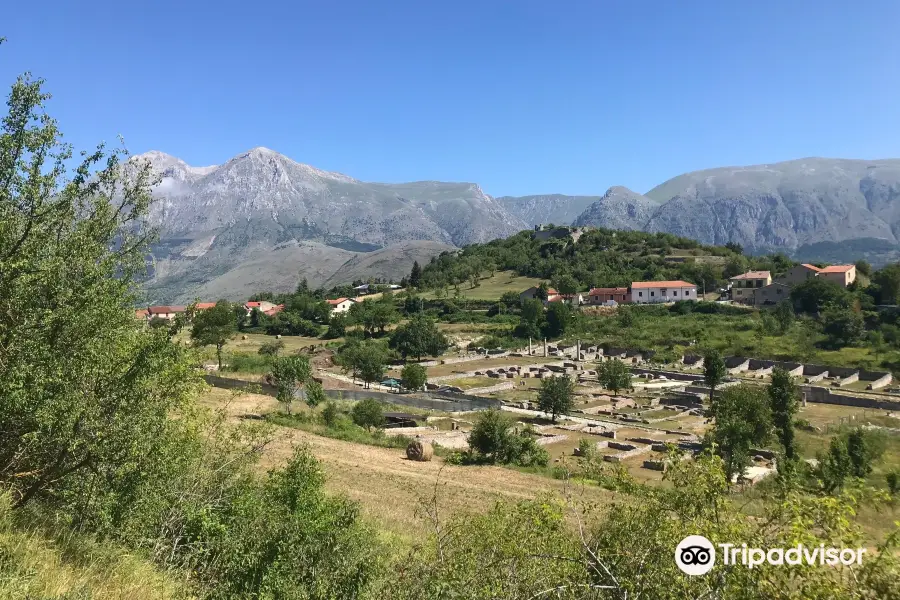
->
[495,194,600,228]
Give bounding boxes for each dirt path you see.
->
[201,388,610,540]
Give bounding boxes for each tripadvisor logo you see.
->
[675,535,867,575]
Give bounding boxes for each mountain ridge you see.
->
[137,150,900,302]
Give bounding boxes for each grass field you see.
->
[420,271,542,301]
[198,387,612,542]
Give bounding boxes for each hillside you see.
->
[319,240,456,289]
[495,194,600,227]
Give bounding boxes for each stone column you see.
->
[544,338,548,357]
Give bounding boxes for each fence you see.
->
[203,374,498,412]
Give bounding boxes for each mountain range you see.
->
[135,150,900,303]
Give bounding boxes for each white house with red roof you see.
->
[519,286,560,303]
[729,271,772,304]
[326,297,355,314]
[629,280,697,304]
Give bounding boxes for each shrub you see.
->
[351,398,385,431]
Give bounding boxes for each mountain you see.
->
[319,240,456,290]
[570,158,900,261]
[495,194,600,228]
[642,158,900,250]
[134,148,525,303]
[572,186,661,231]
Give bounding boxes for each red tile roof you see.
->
[630,280,695,289]
[148,306,186,314]
[819,265,854,273]
[326,297,350,305]
[546,288,559,295]
[246,301,262,308]
[195,302,216,310]
[588,287,629,295]
[135,309,149,318]
[730,271,771,280]
[800,264,822,272]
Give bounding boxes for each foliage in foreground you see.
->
[387,452,900,600]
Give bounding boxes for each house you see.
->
[629,281,697,304]
[587,287,630,305]
[326,297,355,314]
[263,304,285,317]
[781,264,821,286]
[519,286,560,303]
[548,293,583,306]
[245,300,279,315]
[729,271,772,305]
[194,302,216,310]
[817,264,856,287]
[147,306,186,320]
[353,284,371,295]
[753,282,791,305]
[135,309,149,320]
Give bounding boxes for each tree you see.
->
[542,301,572,339]
[820,303,865,349]
[819,434,852,493]
[597,359,632,395]
[191,301,238,369]
[467,409,548,466]
[773,299,795,334]
[723,255,748,279]
[703,349,727,410]
[768,367,799,461]
[349,295,399,337]
[790,277,850,315]
[535,282,549,301]
[724,241,743,254]
[322,315,346,339]
[258,339,285,357]
[409,260,422,288]
[515,298,545,339]
[304,379,326,408]
[0,69,200,509]
[707,384,773,482]
[296,277,310,295]
[401,363,427,392]
[351,398,385,431]
[855,259,872,277]
[389,315,449,360]
[537,375,574,422]
[337,339,389,389]
[872,263,900,304]
[269,355,313,414]
[554,274,579,296]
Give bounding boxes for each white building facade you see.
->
[629,281,698,304]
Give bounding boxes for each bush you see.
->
[467,410,549,467]
[222,352,271,374]
[351,398,385,431]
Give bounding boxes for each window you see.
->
[674,291,678,296]
[650,291,655,297]
[777,288,782,295]
[639,292,643,297]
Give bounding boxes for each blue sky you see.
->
[3,1,899,196]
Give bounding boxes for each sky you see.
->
[3,1,899,196]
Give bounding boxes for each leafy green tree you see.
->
[337,339,389,389]
[703,349,727,409]
[597,358,632,394]
[258,339,285,357]
[819,434,852,493]
[148,316,169,329]
[871,263,900,304]
[535,282,549,301]
[349,295,399,337]
[515,298,544,339]
[304,379,326,408]
[820,303,865,349]
[554,273,579,296]
[389,315,449,360]
[723,255,748,278]
[706,384,773,482]
[790,277,850,314]
[320,401,341,427]
[270,355,313,414]
[768,367,799,461]
[466,410,547,466]
[323,314,346,339]
[401,362,427,392]
[191,301,238,369]
[351,398,385,431]
[409,260,422,288]
[542,301,572,338]
[855,259,872,277]
[887,470,900,496]
[537,375,574,422]
[773,299,795,333]
[0,67,201,509]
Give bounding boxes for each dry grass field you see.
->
[199,388,611,542]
